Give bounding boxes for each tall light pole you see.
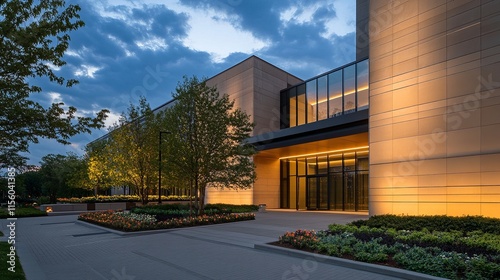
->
[158,131,171,204]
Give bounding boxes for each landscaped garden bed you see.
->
[0,207,47,219]
[58,194,192,203]
[276,215,500,279]
[78,203,258,232]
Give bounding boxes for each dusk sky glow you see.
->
[26,0,357,165]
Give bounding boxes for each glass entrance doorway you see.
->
[307,176,328,210]
[280,149,369,212]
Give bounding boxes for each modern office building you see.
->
[102,0,500,217]
[207,0,500,218]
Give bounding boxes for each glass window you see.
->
[357,60,369,110]
[297,84,306,126]
[343,152,356,171]
[307,157,317,175]
[289,159,297,176]
[297,158,306,176]
[329,154,343,173]
[317,76,327,121]
[328,70,342,117]
[344,65,356,113]
[306,80,317,123]
[317,156,328,174]
[288,88,297,127]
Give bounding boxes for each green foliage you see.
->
[163,76,257,214]
[279,215,500,279]
[204,203,259,213]
[0,242,26,279]
[0,207,47,219]
[351,215,500,235]
[133,203,259,216]
[16,171,43,198]
[105,97,163,204]
[57,195,191,203]
[0,0,108,167]
[39,153,92,203]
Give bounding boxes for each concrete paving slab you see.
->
[0,211,412,280]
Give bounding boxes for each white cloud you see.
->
[175,5,268,62]
[90,0,269,62]
[135,36,168,52]
[279,0,355,38]
[108,35,136,57]
[48,92,63,103]
[322,1,356,38]
[75,64,102,78]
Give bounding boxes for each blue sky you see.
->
[27,0,357,165]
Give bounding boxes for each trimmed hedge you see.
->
[350,214,500,235]
[0,207,47,219]
[134,203,259,214]
[57,195,192,203]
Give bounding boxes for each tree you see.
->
[17,171,43,198]
[81,139,115,196]
[0,0,108,167]
[163,76,257,214]
[107,97,162,204]
[39,153,89,203]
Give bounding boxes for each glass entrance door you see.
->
[297,177,307,210]
[307,175,329,210]
[344,171,356,211]
[307,177,316,209]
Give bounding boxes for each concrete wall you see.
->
[369,0,500,217]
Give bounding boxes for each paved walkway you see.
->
[0,211,403,280]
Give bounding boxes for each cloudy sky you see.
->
[27,0,357,165]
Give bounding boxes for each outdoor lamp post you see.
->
[158,131,171,204]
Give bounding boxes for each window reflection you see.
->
[282,59,369,128]
[317,76,327,121]
[306,80,317,123]
[328,70,342,117]
[357,60,369,110]
[297,84,306,126]
[289,88,297,127]
[343,65,356,114]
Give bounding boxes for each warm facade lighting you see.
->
[279,146,369,160]
[309,86,369,106]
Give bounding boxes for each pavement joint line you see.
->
[39,221,76,226]
[132,250,215,280]
[253,243,447,280]
[167,231,255,250]
[72,231,113,237]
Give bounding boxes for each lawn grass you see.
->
[0,207,47,219]
[0,242,26,280]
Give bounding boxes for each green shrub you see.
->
[0,207,47,219]
[205,204,259,213]
[351,215,500,235]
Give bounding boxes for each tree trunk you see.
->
[189,179,193,216]
[194,177,199,215]
[199,185,205,216]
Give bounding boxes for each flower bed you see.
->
[78,210,255,232]
[277,215,500,279]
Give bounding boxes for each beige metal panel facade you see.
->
[204,56,302,206]
[369,0,500,217]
